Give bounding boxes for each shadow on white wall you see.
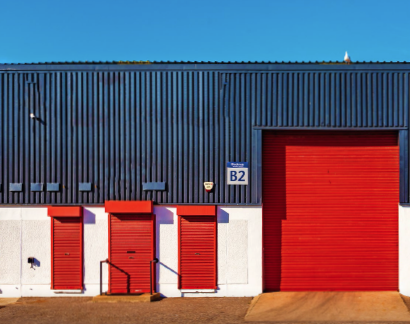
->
[84,209,96,224]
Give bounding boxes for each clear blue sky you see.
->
[1,0,409,63]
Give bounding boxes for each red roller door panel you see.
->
[109,214,155,294]
[51,217,83,290]
[179,216,217,289]
[262,131,399,291]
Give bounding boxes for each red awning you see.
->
[177,205,216,216]
[105,201,153,214]
[48,206,83,217]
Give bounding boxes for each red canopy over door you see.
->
[262,131,399,291]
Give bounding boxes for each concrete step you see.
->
[92,293,160,303]
[0,298,19,307]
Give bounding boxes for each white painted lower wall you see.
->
[0,206,262,298]
[0,207,109,297]
[156,206,262,297]
[399,205,410,297]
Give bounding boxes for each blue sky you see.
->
[0,0,409,63]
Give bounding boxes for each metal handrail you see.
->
[100,259,109,296]
[100,258,159,296]
[150,258,159,295]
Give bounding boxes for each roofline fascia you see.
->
[2,63,410,72]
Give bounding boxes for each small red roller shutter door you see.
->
[262,131,399,291]
[108,211,155,294]
[49,207,83,290]
[177,206,217,290]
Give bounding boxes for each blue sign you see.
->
[227,162,248,168]
[227,162,249,185]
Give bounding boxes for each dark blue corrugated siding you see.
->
[0,70,408,205]
[226,72,409,128]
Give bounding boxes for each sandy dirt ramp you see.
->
[246,292,410,322]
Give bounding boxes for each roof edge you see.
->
[2,61,410,72]
[1,60,410,65]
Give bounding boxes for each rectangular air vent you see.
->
[9,183,23,192]
[79,183,92,192]
[31,183,44,192]
[47,183,60,192]
[142,182,166,191]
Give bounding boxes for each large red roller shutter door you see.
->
[50,207,83,290]
[108,213,155,294]
[262,131,399,291]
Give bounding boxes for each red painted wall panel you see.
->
[262,131,399,291]
[178,216,217,289]
[51,216,83,290]
[108,213,155,294]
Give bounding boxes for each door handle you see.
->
[65,253,70,256]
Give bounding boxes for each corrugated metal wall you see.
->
[0,69,408,205]
[225,72,409,128]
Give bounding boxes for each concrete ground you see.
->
[0,297,252,324]
[0,294,409,323]
[246,292,410,322]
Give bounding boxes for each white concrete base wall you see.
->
[156,207,262,297]
[0,207,110,297]
[0,206,262,298]
[399,206,410,297]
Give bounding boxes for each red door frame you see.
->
[105,201,156,294]
[177,205,217,290]
[48,206,83,290]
